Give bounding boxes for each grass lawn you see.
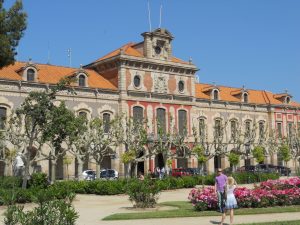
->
[103,201,300,221]
[237,221,300,225]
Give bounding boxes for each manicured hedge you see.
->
[0,172,280,205]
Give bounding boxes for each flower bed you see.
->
[188,177,300,211]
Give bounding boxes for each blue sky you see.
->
[5,0,300,101]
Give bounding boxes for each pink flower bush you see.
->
[189,177,300,211]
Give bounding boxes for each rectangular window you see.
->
[133,106,143,124]
[277,123,282,138]
[157,108,166,134]
[178,110,187,136]
[288,123,293,137]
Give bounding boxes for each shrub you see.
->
[126,178,160,208]
[0,176,22,189]
[189,177,300,211]
[28,172,49,189]
[4,189,78,225]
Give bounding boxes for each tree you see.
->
[120,117,148,177]
[252,146,265,164]
[42,101,86,183]
[278,143,291,167]
[228,151,240,172]
[147,122,173,173]
[6,78,74,188]
[87,116,121,179]
[0,0,27,68]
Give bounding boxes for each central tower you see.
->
[142,28,173,60]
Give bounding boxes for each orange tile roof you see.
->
[195,83,300,107]
[0,62,117,90]
[93,42,189,64]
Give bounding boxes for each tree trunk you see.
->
[22,153,30,189]
[77,159,84,181]
[125,163,131,178]
[96,163,101,180]
[51,160,57,184]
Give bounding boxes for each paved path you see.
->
[1,185,300,225]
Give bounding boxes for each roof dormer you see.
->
[231,87,249,103]
[202,84,220,101]
[274,91,292,105]
[75,65,89,88]
[16,59,39,82]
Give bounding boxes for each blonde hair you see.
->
[227,176,236,188]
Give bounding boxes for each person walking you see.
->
[214,168,227,223]
[219,176,238,225]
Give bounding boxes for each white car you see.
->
[82,170,96,180]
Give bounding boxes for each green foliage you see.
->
[0,176,22,189]
[252,146,265,164]
[120,150,136,164]
[194,201,208,211]
[42,101,87,150]
[3,189,78,225]
[192,145,207,164]
[228,152,240,166]
[126,178,160,208]
[278,144,291,164]
[232,172,279,184]
[28,172,49,189]
[0,0,27,68]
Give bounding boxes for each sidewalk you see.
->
[1,186,299,225]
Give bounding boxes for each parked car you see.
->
[186,168,201,176]
[237,165,256,173]
[171,168,191,177]
[82,170,96,180]
[255,164,277,173]
[100,169,119,180]
[275,165,291,176]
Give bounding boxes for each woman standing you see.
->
[219,176,238,225]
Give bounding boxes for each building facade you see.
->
[0,28,299,178]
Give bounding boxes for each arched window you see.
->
[156,108,166,133]
[0,107,7,130]
[213,90,219,100]
[133,106,143,123]
[178,81,184,92]
[103,113,111,133]
[259,122,265,140]
[245,121,251,138]
[27,69,35,82]
[78,75,86,87]
[286,96,291,104]
[78,111,87,119]
[133,75,141,88]
[178,110,187,135]
[243,93,249,103]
